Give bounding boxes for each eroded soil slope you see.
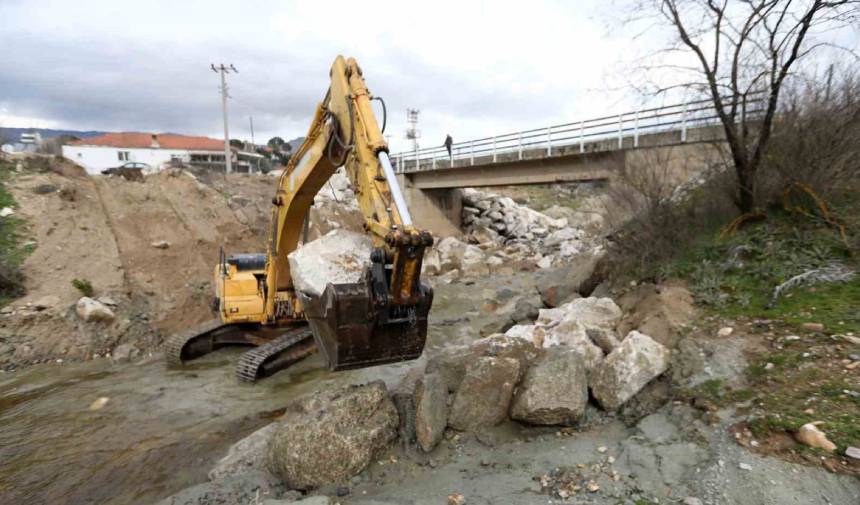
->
[0,168,359,369]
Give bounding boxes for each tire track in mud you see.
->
[90,177,138,294]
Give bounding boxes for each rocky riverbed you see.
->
[2,168,858,505]
[148,272,860,505]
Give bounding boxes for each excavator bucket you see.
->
[299,281,433,371]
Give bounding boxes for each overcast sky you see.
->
[1,0,857,153]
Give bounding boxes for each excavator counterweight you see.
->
[165,55,433,381]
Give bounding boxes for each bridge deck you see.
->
[399,125,725,189]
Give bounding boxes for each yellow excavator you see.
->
[166,55,433,382]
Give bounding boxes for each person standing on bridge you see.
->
[444,134,453,159]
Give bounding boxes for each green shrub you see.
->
[72,278,94,297]
[0,257,24,302]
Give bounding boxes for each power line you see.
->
[211,63,238,174]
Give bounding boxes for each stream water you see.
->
[0,349,412,505]
[0,276,519,505]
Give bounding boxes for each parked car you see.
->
[101,162,150,181]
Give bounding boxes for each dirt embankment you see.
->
[0,166,359,369]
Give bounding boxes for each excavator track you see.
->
[164,318,230,367]
[235,326,315,383]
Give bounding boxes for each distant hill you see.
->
[0,127,107,142]
[286,136,305,151]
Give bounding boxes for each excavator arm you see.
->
[262,55,434,370]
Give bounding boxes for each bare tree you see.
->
[632,0,858,213]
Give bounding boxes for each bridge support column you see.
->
[396,174,462,237]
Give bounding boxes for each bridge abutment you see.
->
[396,174,463,237]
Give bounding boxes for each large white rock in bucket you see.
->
[287,229,373,297]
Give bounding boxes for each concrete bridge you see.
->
[392,96,763,235]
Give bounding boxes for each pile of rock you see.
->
[202,298,669,495]
[454,188,604,272]
[444,297,668,425]
[422,236,506,279]
[460,188,568,244]
[423,231,604,282]
[317,168,356,205]
[399,296,669,445]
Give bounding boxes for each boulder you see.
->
[537,253,603,307]
[425,346,473,393]
[209,423,279,481]
[590,331,670,411]
[390,369,422,445]
[469,334,541,378]
[794,423,837,452]
[586,328,621,354]
[111,343,139,362]
[510,296,540,323]
[151,240,170,249]
[617,284,696,348]
[486,255,504,270]
[460,245,489,277]
[460,188,481,206]
[559,240,584,258]
[469,226,500,245]
[287,230,372,297]
[504,324,547,348]
[448,357,520,431]
[509,348,588,425]
[266,381,398,490]
[435,236,468,272]
[537,256,553,269]
[541,317,605,371]
[415,374,448,451]
[543,227,582,248]
[542,297,622,331]
[422,248,441,276]
[76,297,116,322]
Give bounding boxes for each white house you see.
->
[62,132,227,175]
[2,131,43,154]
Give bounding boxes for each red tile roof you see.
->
[70,132,224,151]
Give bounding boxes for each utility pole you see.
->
[211,63,238,174]
[249,116,255,148]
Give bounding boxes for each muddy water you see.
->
[0,349,413,505]
[0,277,521,505]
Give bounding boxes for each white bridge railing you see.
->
[392,94,764,173]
